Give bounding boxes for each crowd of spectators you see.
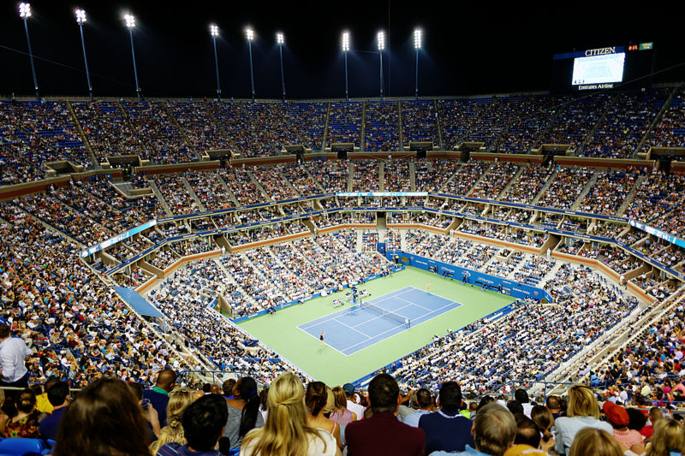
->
[401,100,440,145]
[470,162,520,199]
[12,365,685,456]
[584,90,665,158]
[326,102,363,147]
[5,89,685,186]
[640,87,685,153]
[437,97,508,150]
[154,230,392,320]
[579,170,638,216]
[388,261,637,394]
[0,208,185,387]
[352,160,381,191]
[0,100,90,185]
[383,159,412,192]
[364,101,400,151]
[537,167,595,209]
[501,165,554,204]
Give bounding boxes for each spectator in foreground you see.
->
[241,372,339,456]
[419,381,473,453]
[2,388,41,438]
[554,385,612,455]
[222,379,236,399]
[403,388,434,427]
[568,428,623,456]
[514,389,533,418]
[35,377,59,414]
[602,401,645,454]
[0,323,29,388]
[641,407,664,439]
[345,373,424,456]
[129,381,161,442]
[530,405,555,454]
[223,376,263,451]
[343,383,366,419]
[545,395,563,418]
[306,382,342,449]
[330,386,357,427]
[645,418,685,456]
[459,403,517,456]
[156,394,229,456]
[512,414,541,449]
[53,377,151,456]
[38,381,70,440]
[144,369,177,427]
[149,388,196,454]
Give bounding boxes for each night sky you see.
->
[1,1,682,99]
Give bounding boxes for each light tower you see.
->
[341,30,350,101]
[75,8,93,98]
[276,32,286,101]
[413,28,423,99]
[19,3,39,97]
[123,12,142,99]
[245,26,256,100]
[209,24,221,99]
[377,30,385,99]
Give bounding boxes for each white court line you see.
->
[300,286,464,355]
[394,296,432,312]
[299,287,414,331]
[341,299,463,353]
[295,325,352,358]
[340,320,408,352]
[405,286,465,309]
[332,317,374,339]
[299,307,352,331]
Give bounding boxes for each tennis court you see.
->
[299,287,461,355]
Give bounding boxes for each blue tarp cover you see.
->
[115,286,164,318]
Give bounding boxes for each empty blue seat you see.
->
[0,438,54,456]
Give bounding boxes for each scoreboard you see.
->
[551,42,654,92]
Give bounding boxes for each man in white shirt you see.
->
[0,323,30,387]
[343,383,366,419]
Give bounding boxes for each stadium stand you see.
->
[4,89,685,456]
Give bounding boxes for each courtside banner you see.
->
[336,192,428,197]
[386,250,553,302]
[80,220,157,258]
[629,220,685,249]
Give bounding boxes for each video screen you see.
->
[572,53,626,86]
[551,44,654,92]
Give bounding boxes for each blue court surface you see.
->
[299,287,462,355]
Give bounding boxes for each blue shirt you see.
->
[144,386,170,427]
[419,410,473,454]
[447,445,491,456]
[156,443,221,456]
[39,406,67,440]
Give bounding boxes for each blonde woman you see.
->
[149,388,196,454]
[554,385,612,455]
[645,418,685,456]
[241,373,340,456]
[568,428,623,456]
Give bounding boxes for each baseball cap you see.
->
[342,383,355,395]
[603,401,629,427]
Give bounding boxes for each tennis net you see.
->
[359,301,410,327]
